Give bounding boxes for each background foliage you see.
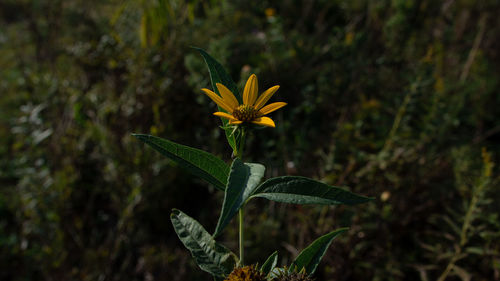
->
[1,0,499,280]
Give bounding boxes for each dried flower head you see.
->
[224,265,267,281]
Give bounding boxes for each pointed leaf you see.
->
[195,47,242,151]
[133,134,229,191]
[171,209,237,278]
[251,176,373,205]
[194,47,242,103]
[290,228,348,275]
[260,251,278,275]
[213,158,265,237]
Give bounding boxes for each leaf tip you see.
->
[353,195,375,205]
[337,227,349,233]
[171,208,181,217]
[132,133,149,140]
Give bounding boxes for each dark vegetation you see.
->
[1,0,499,280]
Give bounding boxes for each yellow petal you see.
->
[229,120,243,125]
[216,83,239,109]
[254,85,280,110]
[251,116,275,128]
[258,102,287,115]
[201,88,234,113]
[213,112,237,121]
[243,74,258,106]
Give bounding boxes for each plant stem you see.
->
[235,126,247,266]
[232,127,245,159]
[239,208,244,265]
[237,127,246,159]
[436,180,486,281]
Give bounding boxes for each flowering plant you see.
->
[133,48,372,280]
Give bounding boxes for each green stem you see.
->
[239,208,244,265]
[234,126,247,266]
[237,127,246,159]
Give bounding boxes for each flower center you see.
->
[233,105,258,122]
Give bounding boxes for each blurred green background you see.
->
[1,0,499,280]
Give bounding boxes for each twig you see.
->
[460,14,488,82]
[473,125,500,144]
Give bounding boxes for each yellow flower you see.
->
[265,8,276,18]
[201,74,286,128]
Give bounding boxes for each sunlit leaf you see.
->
[290,228,348,275]
[261,251,278,275]
[194,47,242,103]
[194,47,241,151]
[133,134,229,190]
[171,209,237,278]
[213,158,265,237]
[251,176,373,205]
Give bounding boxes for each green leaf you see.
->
[251,176,373,205]
[213,158,265,237]
[290,228,348,275]
[260,251,278,275]
[194,47,242,151]
[133,134,229,191]
[171,209,237,278]
[194,47,242,103]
